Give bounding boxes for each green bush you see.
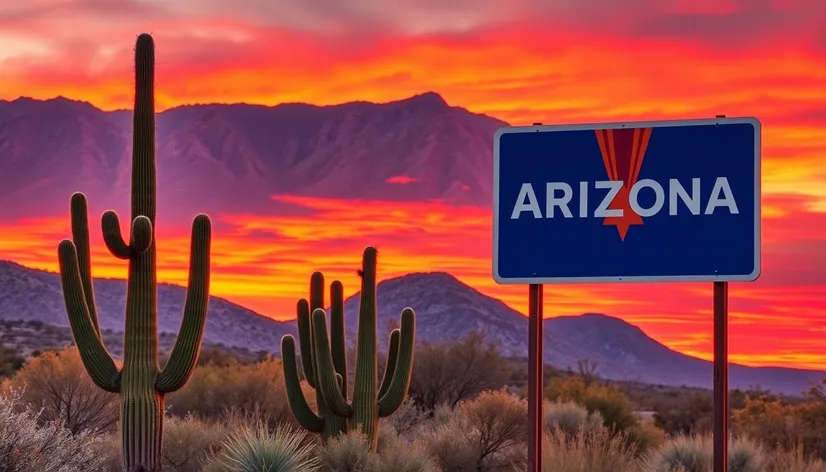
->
[543,400,603,437]
[547,376,637,430]
[641,434,710,472]
[641,434,767,472]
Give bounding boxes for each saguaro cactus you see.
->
[281,247,415,450]
[281,272,348,439]
[56,33,211,472]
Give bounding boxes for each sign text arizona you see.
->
[492,117,761,284]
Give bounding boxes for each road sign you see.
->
[492,117,761,284]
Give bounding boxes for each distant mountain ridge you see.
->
[0,260,295,353]
[0,92,505,220]
[0,260,821,396]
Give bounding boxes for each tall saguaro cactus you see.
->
[56,34,211,472]
[281,247,416,450]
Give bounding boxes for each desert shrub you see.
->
[386,396,430,437]
[547,376,638,432]
[543,400,603,437]
[642,434,767,472]
[766,444,826,472]
[161,415,229,471]
[641,434,710,472]
[791,401,826,460]
[419,389,527,471]
[376,434,441,472]
[410,331,511,410]
[728,436,769,472]
[628,418,668,452]
[192,345,267,367]
[4,346,118,435]
[97,414,230,472]
[583,385,639,433]
[653,392,714,435]
[732,392,826,461]
[0,345,25,378]
[203,422,319,472]
[542,428,640,472]
[316,431,372,471]
[732,395,800,452]
[430,403,453,425]
[316,430,440,472]
[0,389,107,472]
[168,357,310,427]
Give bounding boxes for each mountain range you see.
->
[0,92,822,396]
[0,260,821,396]
[0,92,503,220]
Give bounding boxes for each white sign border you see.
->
[491,116,762,284]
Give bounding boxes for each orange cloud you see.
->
[1,2,826,369]
[2,193,826,369]
[1,5,824,206]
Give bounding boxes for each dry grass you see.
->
[316,429,440,472]
[766,444,826,472]
[542,428,640,472]
[98,414,229,472]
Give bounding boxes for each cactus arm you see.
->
[156,214,211,394]
[296,299,316,388]
[129,215,153,253]
[310,272,325,312]
[58,240,121,393]
[310,308,353,417]
[378,308,415,417]
[329,280,347,399]
[69,192,103,336]
[101,211,131,259]
[281,335,325,432]
[378,329,400,399]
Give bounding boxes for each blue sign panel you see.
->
[492,117,761,284]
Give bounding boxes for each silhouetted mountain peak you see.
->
[378,271,463,290]
[2,96,98,113]
[547,312,662,362]
[550,312,648,337]
[397,91,448,108]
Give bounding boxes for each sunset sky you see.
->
[1,0,826,369]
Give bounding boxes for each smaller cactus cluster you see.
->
[281,247,416,450]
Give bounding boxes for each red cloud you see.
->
[385,175,420,184]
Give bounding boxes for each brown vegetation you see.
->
[1,331,825,471]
